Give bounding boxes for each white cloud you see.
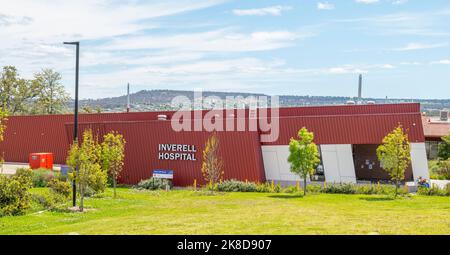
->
[317,2,335,10]
[0,0,227,80]
[393,42,448,51]
[431,59,450,65]
[355,0,379,4]
[324,63,394,74]
[400,61,422,65]
[390,0,408,5]
[232,6,292,16]
[104,29,305,52]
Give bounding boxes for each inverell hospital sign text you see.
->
[158,144,197,161]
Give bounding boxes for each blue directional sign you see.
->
[153,170,174,179]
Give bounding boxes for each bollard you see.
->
[193,179,197,191]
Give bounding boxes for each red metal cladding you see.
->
[261,113,425,145]
[102,121,265,186]
[0,103,424,185]
[275,103,421,117]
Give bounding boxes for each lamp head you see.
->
[63,41,79,45]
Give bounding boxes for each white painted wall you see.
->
[261,144,356,183]
[320,144,356,183]
[410,143,429,180]
[261,143,428,183]
[261,146,301,182]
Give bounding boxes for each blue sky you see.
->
[1,0,449,99]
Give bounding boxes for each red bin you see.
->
[29,153,54,170]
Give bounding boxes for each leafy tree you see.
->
[66,129,107,211]
[0,108,7,142]
[288,127,320,195]
[81,105,94,113]
[438,133,450,160]
[32,69,70,114]
[377,125,411,197]
[0,108,7,174]
[0,66,40,115]
[201,133,224,192]
[433,133,450,180]
[101,131,126,198]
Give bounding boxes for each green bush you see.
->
[282,185,302,194]
[137,178,171,190]
[434,160,450,180]
[273,184,282,193]
[32,192,68,212]
[0,171,33,216]
[255,182,272,193]
[417,184,450,196]
[322,183,356,194]
[28,168,55,187]
[306,184,322,193]
[216,180,257,192]
[15,168,33,180]
[48,179,71,198]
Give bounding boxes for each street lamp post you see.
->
[63,41,79,207]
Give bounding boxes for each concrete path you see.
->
[0,162,61,175]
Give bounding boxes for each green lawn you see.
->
[1,188,449,235]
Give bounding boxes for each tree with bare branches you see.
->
[201,133,224,192]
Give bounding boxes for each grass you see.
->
[0,188,449,235]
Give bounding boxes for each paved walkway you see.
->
[0,162,61,175]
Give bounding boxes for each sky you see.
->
[0,0,449,99]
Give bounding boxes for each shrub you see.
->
[48,179,71,198]
[322,183,356,194]
[28,168,55,187]
[435,160,450,180]
[417,184,450,196]
[15,168,33,180]
[32,192,68,212]
[137,178,171,190]
[445,183,450,196]
[216,180,257,192]
[255,182,272,193]
[0,172,33,216]
[282,185,302,194]
[306,184,322,193]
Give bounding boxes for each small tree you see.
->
[438,133,450,160]
[377,125,411,197]
[66,129,106,211]
[0,108,7,174]
[288,127,320,195]
[0,107,7,142]
[101,131,126,198]
[201,133,224,192]
[435,133,450,179]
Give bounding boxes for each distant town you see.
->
[75,89,450,116]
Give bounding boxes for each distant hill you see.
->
[74,89,450,115]
[79,90,266,108]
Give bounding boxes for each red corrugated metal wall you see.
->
[101,121,265,185]
[0,103,424,185]
[262,113,425,145]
